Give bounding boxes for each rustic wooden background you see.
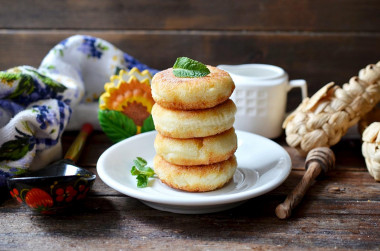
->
[1,2,380,249]
[0,0,379,109]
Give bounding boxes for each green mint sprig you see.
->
[172,57,210,78]
[130,157,155,188]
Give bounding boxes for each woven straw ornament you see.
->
[362,122,380,181]
[283,61,380,156]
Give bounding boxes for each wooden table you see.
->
[1,130,379,250]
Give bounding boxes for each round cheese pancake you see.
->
[151,65,235,110]
[154,128,237,165]
[153,154,237,192]
[152,99,236,138]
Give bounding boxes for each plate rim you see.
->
[97,130,291,207]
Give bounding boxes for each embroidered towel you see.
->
[0,35,157,187]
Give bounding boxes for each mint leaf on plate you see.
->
[172,57,210,78]
[130,157,155,188]
[136,174,148,188]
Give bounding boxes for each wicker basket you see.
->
[362,122,380,181]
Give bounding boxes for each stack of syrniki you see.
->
[151,65,238,192]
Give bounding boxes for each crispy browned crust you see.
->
[151,65,235,110]
[153,154,237,192]
[152,99,236,138]
[154,128,237,165]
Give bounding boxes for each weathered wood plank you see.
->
[2,129,379,250]
[1,1,378,249]
[1,196,379,250]
[1,0,379,32]
[1,31,379,111]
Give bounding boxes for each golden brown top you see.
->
[151,66,235,110]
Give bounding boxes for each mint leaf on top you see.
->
[130,157,155,188]
[172,57,210,78]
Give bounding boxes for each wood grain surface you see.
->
[1,131,379,250]
[1,31,379,111]
[0,1,379,249]
[0,0,379,111]
[1,0,379,32]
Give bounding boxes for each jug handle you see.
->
[288,79,308,100]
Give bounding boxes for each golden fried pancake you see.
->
[154,128,237,165]
[151,65,235,110]
[152,99,236,138]
[153,154,237,192]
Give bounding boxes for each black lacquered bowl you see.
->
[7,159,96,214]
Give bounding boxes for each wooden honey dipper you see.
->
[275,147,336,219]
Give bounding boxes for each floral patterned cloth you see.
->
[0,35,157,187]
[39,35,158,130]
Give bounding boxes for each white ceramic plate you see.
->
[97,130,291,214]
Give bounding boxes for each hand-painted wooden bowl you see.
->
[7,160,96,214]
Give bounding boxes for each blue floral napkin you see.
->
[0,35,157,187]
